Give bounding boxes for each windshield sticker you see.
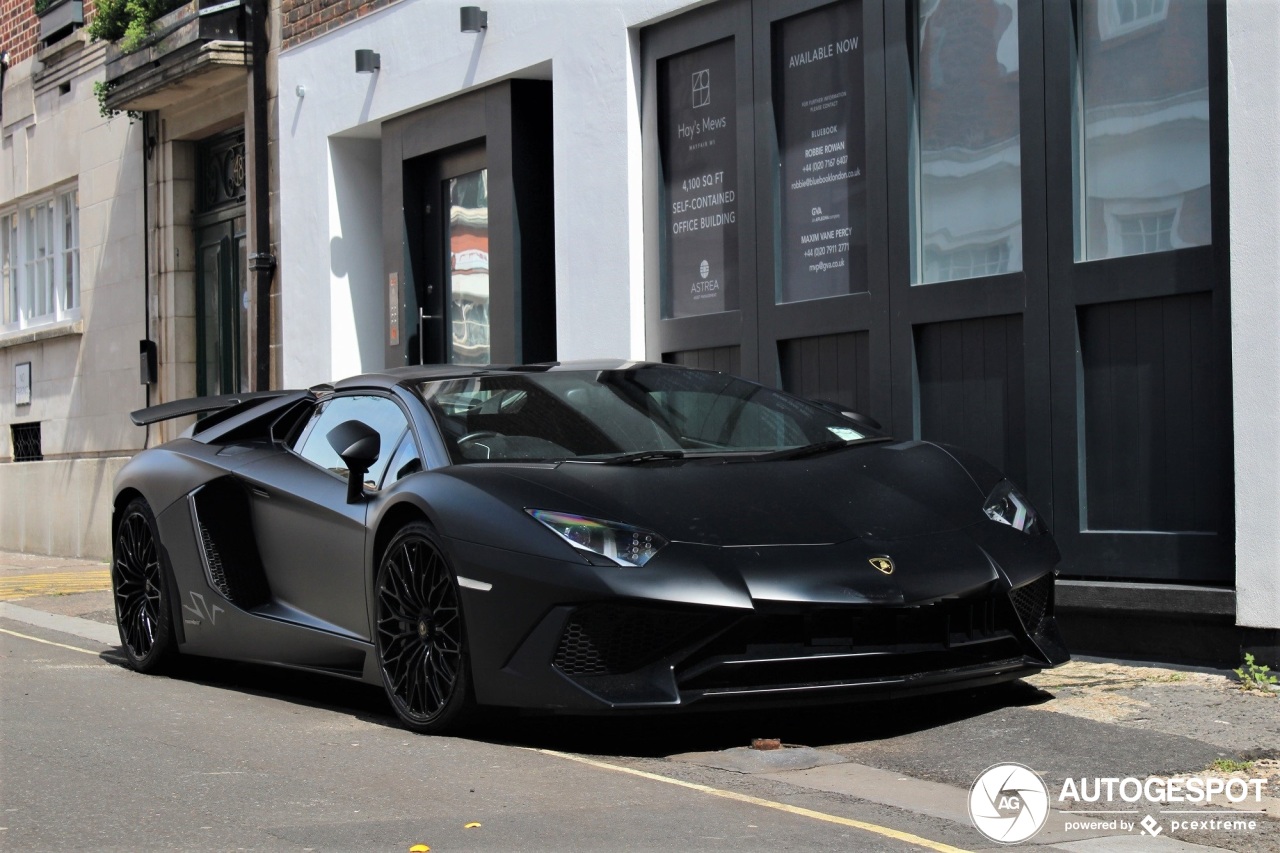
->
[826,426,863,441]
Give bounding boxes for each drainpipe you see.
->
[246,0,275,391]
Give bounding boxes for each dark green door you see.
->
[195,216,248,397]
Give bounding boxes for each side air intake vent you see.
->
[553,605,715,676]
[1009,574,1052,635]
[189,478,271,608]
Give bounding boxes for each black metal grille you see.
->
[554,605,716,676]
[1009,574,1052,634]
[198,521,233,600]
[673,597,1025,693]
[10,422,42,462]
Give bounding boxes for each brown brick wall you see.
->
[2,0,40,65]
[281,0,397,50]
[3,0,99,66]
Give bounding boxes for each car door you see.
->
[237,393,413,640]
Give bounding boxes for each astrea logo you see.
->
[969,763,1050,844]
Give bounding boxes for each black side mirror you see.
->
[326,420,380,503]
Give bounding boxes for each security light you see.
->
[354,49,381,74]
[460,6,487,32]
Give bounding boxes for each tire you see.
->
[375,522,473,734]
[111,497,177,672]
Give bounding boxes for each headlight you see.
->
[983,481,1043,535]
[526,509,668,567]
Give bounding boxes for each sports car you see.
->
[112,360,1068,733]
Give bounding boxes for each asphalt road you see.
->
[1,615,982,853]
[1,592,1276,853]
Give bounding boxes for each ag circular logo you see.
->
[699,259,710,279]
[969,763,1050,844]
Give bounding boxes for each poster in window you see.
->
[776,1,866,303]
[660,39,739,318]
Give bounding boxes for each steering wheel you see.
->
[456,431,501,459]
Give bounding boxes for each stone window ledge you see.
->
[0,319,85,349]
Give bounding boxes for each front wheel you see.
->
[111,497,177,672]
[375,523,473,733]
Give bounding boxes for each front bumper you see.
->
[446,530,1069,712]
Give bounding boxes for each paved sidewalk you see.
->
[0,549,114,625]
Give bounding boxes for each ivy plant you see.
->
[86,0,176,54]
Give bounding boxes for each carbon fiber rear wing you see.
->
[129,390,295,426]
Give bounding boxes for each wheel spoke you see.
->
[112,508,171,663]
[376,530,468,727]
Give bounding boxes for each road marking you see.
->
[532,748,975,853]
[0,626,108,657]
[0,570,112,601]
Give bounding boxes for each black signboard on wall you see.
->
[660,39,740,318]
[775,1,866,303]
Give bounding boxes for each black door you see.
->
[239,394,413,639]
[1040,0,1231,582]
[404,145,491,366]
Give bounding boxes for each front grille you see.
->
[553,605,717,676]
[675,596,1023,693]
[1009,574,1052,635]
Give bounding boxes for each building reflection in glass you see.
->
[914,0,1022,285]
[448,169,490,364]
[1077,0,1210,261]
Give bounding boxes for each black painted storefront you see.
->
[641,0,1233,605]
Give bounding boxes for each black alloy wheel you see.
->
[375,522,472,733]
[111,497,176,672]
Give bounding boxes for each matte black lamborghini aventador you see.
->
[112,360,1068,733]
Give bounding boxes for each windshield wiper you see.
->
[596,449,687,465]
[755,436,893,462]
[755,439,854,462]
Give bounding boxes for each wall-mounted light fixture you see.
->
[460,6,487,32]
[354,49,381,73]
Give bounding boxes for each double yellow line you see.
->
[0,570,112,601]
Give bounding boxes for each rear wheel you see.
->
[375,523,472,733]
[112,497,177,672]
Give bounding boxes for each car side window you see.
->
[294,395,410,488]
[380,431,423,489]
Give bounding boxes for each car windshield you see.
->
[416,367,878,464]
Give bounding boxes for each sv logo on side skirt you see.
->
[182,591,225,626]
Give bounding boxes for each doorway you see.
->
[194,132,249,397]
[195,216,248,396]
[382,80,556,369]
[404,145,490,366]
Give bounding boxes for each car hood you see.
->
[441,440,987,547]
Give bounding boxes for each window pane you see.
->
[914,0,1022,285]
[1076,0,1209,260]
[296,396,408,488]
[27,203,55,319]
[659,39,740,318]
[200,243,224,396]
[447,169,490,365]
[1,216,10,325]
[60,190,79,312]
[236,226,249,391]
[774,0,867,303]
